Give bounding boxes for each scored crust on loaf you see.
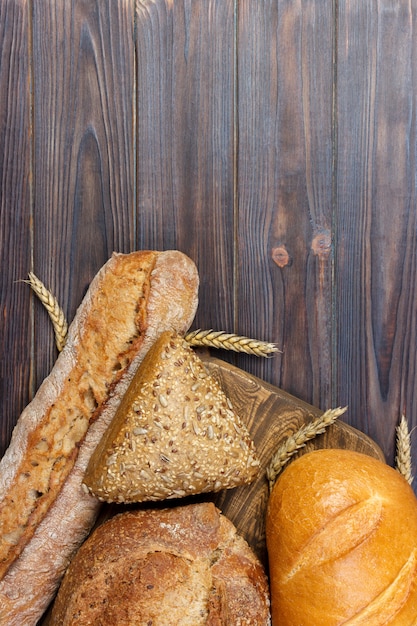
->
[266,448,417,625]
[343,548,417,625]
[83,331,260,503]
[284,496,384,581]
[0,250,199,585]
[50,502,271,625]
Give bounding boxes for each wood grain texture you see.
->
[135,0,236,332]
[0,0,33,454]
[31,0,136,392]
[235,0,335,414]
[335,0,417,465]
[0,0,417,484]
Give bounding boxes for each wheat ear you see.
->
[24,277,278,359]
[396,414,413,485]
[184,328,279,357]
[266,406,347,492]
[25,272,69,352]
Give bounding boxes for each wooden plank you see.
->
[0,0,32,456]
[31,0,136,390]
[335,0,417,467]
[1,0,416,488]
[235,0,335,412]
[135,0,236,333]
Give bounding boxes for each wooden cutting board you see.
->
[198,353,385,566]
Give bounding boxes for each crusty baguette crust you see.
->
[0,250,199,625]
[50,502,271,625]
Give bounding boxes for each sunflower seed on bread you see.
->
[83,331,260,503]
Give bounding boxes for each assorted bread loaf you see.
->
[266,448,417,625]
[51,502,271,625]
[2,248,417,626]
[0,250,199,625]
[83,330,260,503]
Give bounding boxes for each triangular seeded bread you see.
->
[83,331,260,503]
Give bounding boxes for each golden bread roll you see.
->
[266,448,417,625]
[51,502,271,625]
[83,331,260,503]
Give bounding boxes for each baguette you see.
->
[51,502,271,625]
[266,449,417,625]
[0,250,199,625]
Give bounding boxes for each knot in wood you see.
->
[311,230,332,260]
[272,246,291,268]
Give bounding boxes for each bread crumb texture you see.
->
[0,251,158,579]
[83,331,260,503]
[51,502,271,625]
[266,448,417,625]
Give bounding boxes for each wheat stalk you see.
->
[22,274,416,489]
[266,406,347,492]
[24,272,68,352]
[396,414,413,485]
[184,328,279,357]
[25,276,279,359]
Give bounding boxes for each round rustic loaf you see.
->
[51,502,271,625]
[266,448,417,625]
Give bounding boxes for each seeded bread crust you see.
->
[0,250,199,625]
[51,502,271,625]
[83,331,260,503]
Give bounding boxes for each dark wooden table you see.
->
[1,0,416,490]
